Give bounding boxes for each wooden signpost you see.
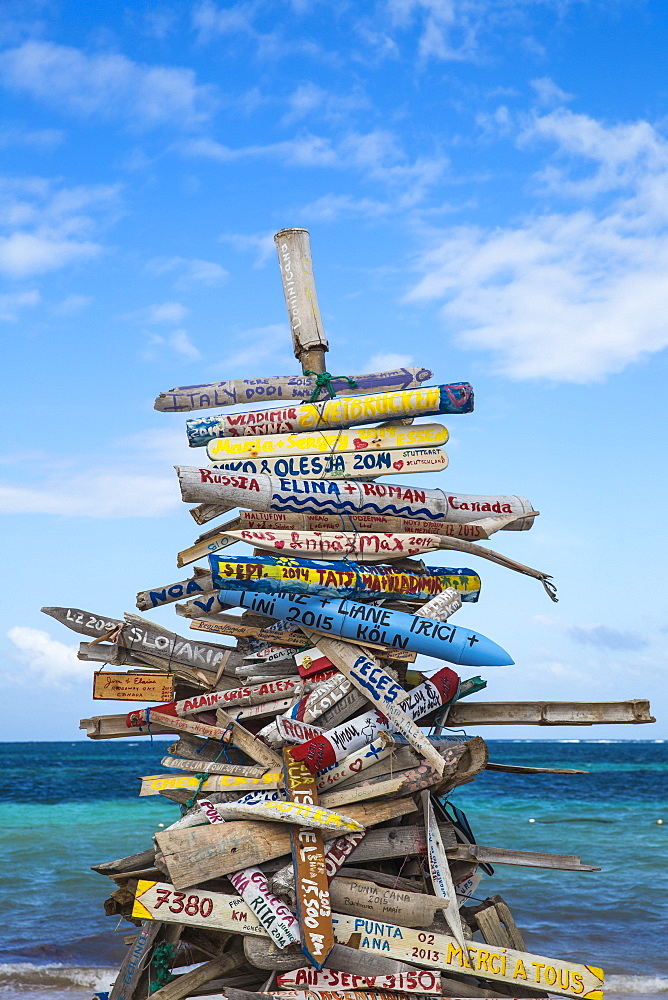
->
[155,367,435,412]
[208,447,449,479]
[93,671,174,702]
[185,385,473,447]
[283,748,335,968]
[206,422,448,460]
[53,227,656,999]
[176,467,536,528]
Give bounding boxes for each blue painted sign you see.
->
[187,588,513,667]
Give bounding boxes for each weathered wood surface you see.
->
[485,762,588,774]
[328,875,448,928]
[315,734,396,793]
[446,843,599,872]
[166,733,243,764]
[190,619,418,663]
[108,919,161,1000]
[137,676,308,721]
[178,510,538,566]
[149,944,245,1000]
[330,913,604,999]
[139,711,231,743]
[276,969,442,994]
[92,848,156,876]
[155,368,435,412]
[446,700,655,726]
[301,635,447,775]
[287,665,460,771]
[177,468,535,529]
[133,880,265,935]
[269,830,367,903]
[283,749,334,968]
[207,422,448,460]
[232,528,555,598]
[81,712,175,739]
[328,822,457,865]
[214,708,284,769]
[93,671,175,702]
[161,756,268,778]
[43,606,235,677]
[185,385,473,446]
[148,556,480,611]
[464,895,527,952]
[140,772,281,797]
[423,792,467,949]
[208,447,449,480]
[203,790,364,834]
[275,228,329,365]
[178,589,511,667]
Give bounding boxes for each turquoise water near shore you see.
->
[0,739,665,999]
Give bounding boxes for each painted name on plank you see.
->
[207,422,448,460]
[208,447,448,479]
[155,367,435,412]
[186,384,473,444]
[92,671,174,702]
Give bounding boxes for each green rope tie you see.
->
[304,370,358,402]
[149,941,177,994]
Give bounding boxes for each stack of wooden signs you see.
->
[47,230,655,1000]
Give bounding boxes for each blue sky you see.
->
[1,0,666,740]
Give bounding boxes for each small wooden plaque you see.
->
[93,671,175,702]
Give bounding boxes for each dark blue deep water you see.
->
[0,739,665,998]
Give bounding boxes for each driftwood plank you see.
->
[345,823,456,864]
[207,422,448,460]
[446,844,600,871]
[208,447,449,479]
[275,227,329,366]
[447,700,655,726]
[92,848,156,876]
[155,368,437,412]
[108,919,161,1000]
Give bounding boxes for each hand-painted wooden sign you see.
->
[289,666,459,773]
[129,676,307,723]
[299,636,446,775]
[207,422,448,460]
[176,468,535,528]
[328,875,448,928]
[140,557,480,610]
[132,880,265,936]
[92,671,174,702]
[177,509,535,568]
[186,384,474,446]
[208,447,449,479]
[331,914,604,999]
[283,748,335,968]
[422,791,467,949]
[277,969,441,994]
[138,772,282,797]
[419,588,462,622]
[276,717,326,743]
[155,367,435,412]
[205,788,365,834]
[181,589,511,667]
[295,647,335,679]
[316,734,396,793]
[42,606,233,675]
[197,796,301,951]
[160,756,268,778]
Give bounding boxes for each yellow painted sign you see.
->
[132,880,265,935]
[93,671,174,702]
[138,771,282,796]
[207,422,448,460]
[331,914,604,1000]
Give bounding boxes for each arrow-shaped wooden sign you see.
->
[176,467,536,528]
[176,588,511,667]
[186,384,473,446]
[155,367,435,412]
[208,447,449,479]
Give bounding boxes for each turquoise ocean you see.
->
[0,739,665,1000]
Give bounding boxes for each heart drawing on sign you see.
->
[349,759,363,772]
[353,438,369,449]
[393,461,404,471]
[274,540,285,548]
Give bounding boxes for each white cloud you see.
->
[367,351,414,370]
[148,256,229,287]
[0,470,178,517]
[405,106,668,381]
[0,289,39,321]
[0,177,118,278]
[281,83,370,125]
[6,627,89,685]
[0,40,216,129]
[219,230,276,267]
[141,301,189,324]
[52,294,92,316]
[0,127,64,150]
